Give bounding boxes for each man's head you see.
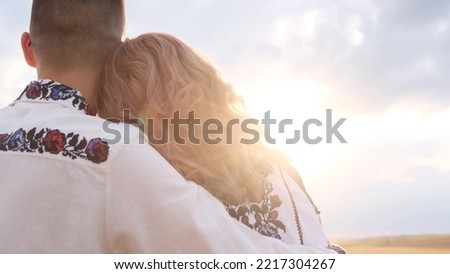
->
[22,0,125,74]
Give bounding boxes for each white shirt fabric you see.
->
[0,79,335,254]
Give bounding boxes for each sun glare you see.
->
[235,69,345,184]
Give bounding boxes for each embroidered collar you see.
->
[14,79,94,115]
[2,80,110,164]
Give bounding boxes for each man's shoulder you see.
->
[97,118,148,145]
[77,116,152,166]
[19,110,147,147]
[0,104,149,166]
[76,115,147,146]
[58,115,151,164]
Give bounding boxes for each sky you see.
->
[0,0,449,238]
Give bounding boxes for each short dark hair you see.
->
[30,0,125,71]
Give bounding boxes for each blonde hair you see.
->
[97,33,286,204]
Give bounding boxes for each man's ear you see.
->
[21,32,36,68]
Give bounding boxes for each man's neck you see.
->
[37,68,101,113]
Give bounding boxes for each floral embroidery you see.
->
[85,138,110,164]
[0,127,109,164]
[43,130,66,154]
[225,182,286,240]
[17,80,91,115]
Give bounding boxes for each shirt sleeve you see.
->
[105,142,335,254]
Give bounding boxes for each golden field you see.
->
[336,235,450,254]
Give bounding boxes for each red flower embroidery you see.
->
[25,82,41,99]
[85,138,109,164]
[19,80,91,115]
[0,133,9,151]
[0,133,8,144]
[1,127,109,164]
[43,130,66,154]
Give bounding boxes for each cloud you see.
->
[143,0,448,115]
[255,0,450,114]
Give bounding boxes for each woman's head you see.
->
[98,33,277,204]
[98,33,240,123]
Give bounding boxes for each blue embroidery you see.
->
[0,127,109,164]
[17,80,91,115]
